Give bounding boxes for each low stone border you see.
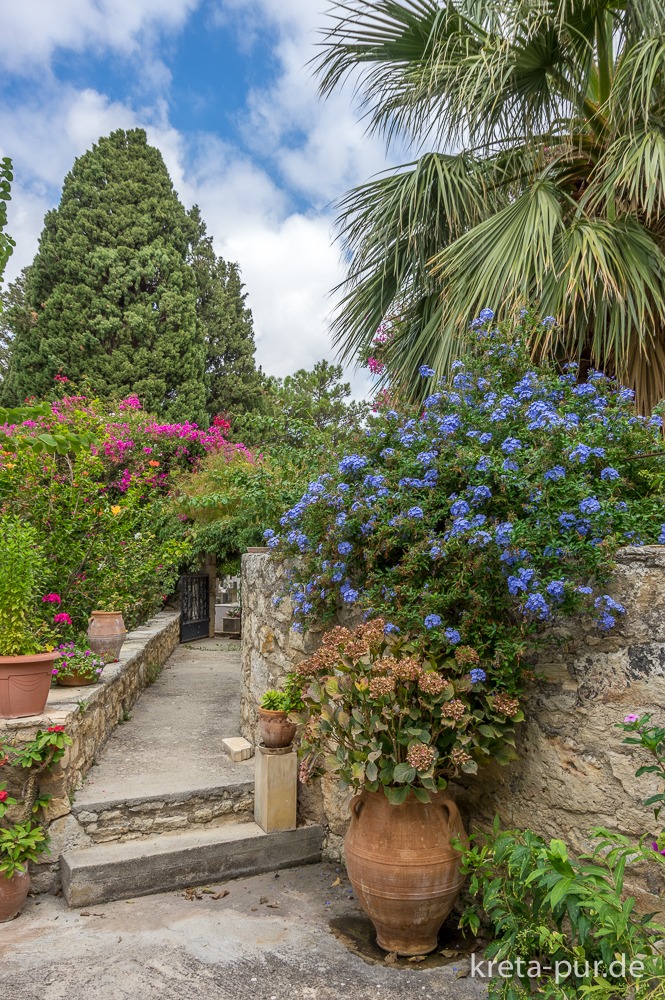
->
[0,610,180,892]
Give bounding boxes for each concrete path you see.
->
[76,640,251,803]
[0,863,488,1000]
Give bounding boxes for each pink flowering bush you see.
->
[0,391,254,630]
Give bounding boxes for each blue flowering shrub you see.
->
[270,316,665,786]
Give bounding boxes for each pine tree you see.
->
[0,268,34,381]
[0,129,206,423]
[188,209,262,419]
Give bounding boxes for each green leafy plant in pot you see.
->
[258,675,304,749]
[0,726,72,920]
[0,516,59,718]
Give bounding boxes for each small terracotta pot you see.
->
[56,670,98,687]
[0,869,30,922]
[258,707,296,749]
[0,651,59,719]
[86,611,126,663]
[344,788,467,956]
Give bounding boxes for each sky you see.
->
[0,0,400,393]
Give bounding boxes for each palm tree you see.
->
[315,0,665,410]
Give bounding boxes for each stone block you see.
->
[222,736,253,762]
[254,745,297,833]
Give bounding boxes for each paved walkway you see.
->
[76,639,251,804]
[0,864,487,1000]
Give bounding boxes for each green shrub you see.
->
[0,516,45,655]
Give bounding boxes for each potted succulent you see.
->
[258,675,304,749]
[293,618,524,957]
[52,643,106,687]
[222,606,241,637]
[0,516,60,719]
[0,726,72,921]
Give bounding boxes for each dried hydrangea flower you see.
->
[493,693,520,717]
[406,743,436,770]
[441,698,466,721]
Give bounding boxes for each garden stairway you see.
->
[60,640,323,906]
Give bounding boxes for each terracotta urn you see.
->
[344,788,467,956]
[86,611,126,663]
[0,652,59,719]
[56,671,97,687]
[0,870,30,922]
[258,707,297,749]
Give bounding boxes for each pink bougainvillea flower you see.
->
[53,612,72,625]
[42,593,62,604]
[0,790,8,802]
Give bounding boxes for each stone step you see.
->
[61,822,326,906]
[71,778,255,843]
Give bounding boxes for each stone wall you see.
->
[241,549,665,897]
[0,610,180,891]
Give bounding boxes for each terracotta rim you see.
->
[258,707,289,718]
[90,611,123,617]
[0,651,60,665]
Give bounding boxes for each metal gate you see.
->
[180,574,210,642]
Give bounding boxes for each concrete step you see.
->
[71,777,255,843]
[61,822,326,906]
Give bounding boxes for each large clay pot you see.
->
[56,670,97,687]
[86,611,126,663]
[258,708,297,749]
[0,652,59,719]
[344,788,467,956]
[0,869,30,922]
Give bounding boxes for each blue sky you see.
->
[0,0,398,388]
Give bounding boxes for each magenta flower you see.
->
[53,612,72,625]
[651,841,665,856]
[624,714,639,723]
[42,593,62,604]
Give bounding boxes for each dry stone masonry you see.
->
[241,549,665,903]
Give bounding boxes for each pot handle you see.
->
[350,795,364,821]
[440,802,451,827]
[88,616,94,627]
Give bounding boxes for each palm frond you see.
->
[586,130,665,224]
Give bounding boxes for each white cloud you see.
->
[0,0,199,74]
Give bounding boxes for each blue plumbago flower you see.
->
[541,315,556,327]
[478,308,495,322]
[659,525,665,544]
[558,512,577,529]
[417,451,438,466]
[338,541,353,555]
[450,499,471,517]
[600,467,620,481]
[419,365,436,377]
[271,595,283,606]
[615,501,628,512]
[335,513,347,526]
[576,586,593,595]
[501,437,522,454]
[376,487,390,498]
[525,400,562,430]
[341,587,359,604]
[331,563,346,582]
[507,567,537,595]
[291,622,303,633]
[569,444,605,463]
[302,602,313,614]
[429,545,442,559]
[594,595,626,615]
[572,383,597,398]
[364,474,386,488]
[469,530,492,547]
[444,627,461,644]
[267,536,280,549]
[424,614,442,629]
[384,622,400,635]
[451,359,465,370]
[579,497,601,515]
[471,485,492,505]
[339,454,368,474]
[337,483,350,492]
[494,522,513,546]
[424,393,442,408]
[596,611,616,630]
[380,448,395,459]
[438,414,462,436]
[386,410,399,420]
[524,593,551,619]
[263,528,275,539]
[475,456,492,472]
[650,414,663,428]
[399,432,417,446]
[479,432,492,444]
[546,580,565,602]
[470,668,487,684]
[453,372,474,390]
[407,506,424,519]
[619,387,635,402]
[502,459,519,472]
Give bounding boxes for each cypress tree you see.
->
[188,209,262,419]
[1,129,206,423]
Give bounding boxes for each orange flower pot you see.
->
[86,611,126,663]
[0,652,59,719]
[0,870,30,922]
